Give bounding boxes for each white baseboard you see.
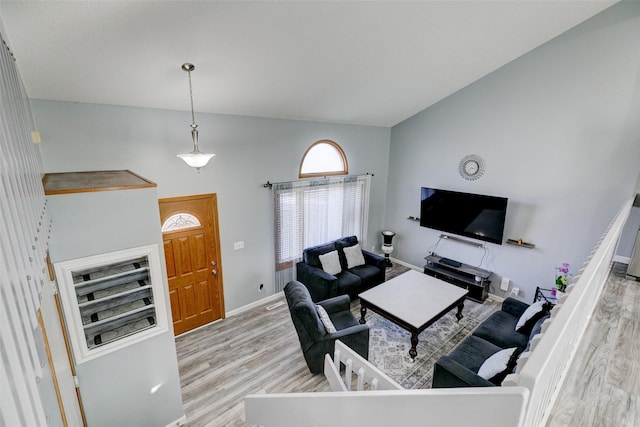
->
[613,255,630,264]
[166,414,187,427]
[389,257,421,271]
[175,292,285,339]
[227,258,418,320]
[224,256,499,322]
[225,291,284,318]
[488,293,505,302]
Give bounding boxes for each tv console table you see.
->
[423,254,491,302]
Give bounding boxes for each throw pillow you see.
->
[515,301,545,332]
[316,305,337,334]
[343,243,366,269]
[477,347,517,381]
[319,250,342,276]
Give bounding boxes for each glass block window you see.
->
[299,140,348,178]
[161,213,201,232]
[55,245,168,363]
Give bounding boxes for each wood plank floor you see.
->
[175,293,330,427]
[175,265,412,426]
[546,268,640,427]
[176,265,639,426]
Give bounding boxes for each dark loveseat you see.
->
[432,297,551,388]
[296,236,386,302]
[284,280,369,374]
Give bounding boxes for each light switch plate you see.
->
[500,277,510,291]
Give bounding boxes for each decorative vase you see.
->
[381,230,395,268]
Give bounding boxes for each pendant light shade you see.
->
[177,63,215,171]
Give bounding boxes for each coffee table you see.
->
[358,269,468,360]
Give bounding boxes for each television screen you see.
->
[420,187,508,245]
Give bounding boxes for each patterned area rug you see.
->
[366,297,498,389]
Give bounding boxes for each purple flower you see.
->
[558,262,569,274]
[555,262,571,292]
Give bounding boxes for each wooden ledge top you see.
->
[43,170,156,195]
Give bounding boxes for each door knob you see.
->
[211,261,217,266]
[211,269,218,276]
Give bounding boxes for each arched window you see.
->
[299,140,348,178]
[161,213,201,232]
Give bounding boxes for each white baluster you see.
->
[356,368,365,391]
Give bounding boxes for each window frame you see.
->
[298,139,348,179]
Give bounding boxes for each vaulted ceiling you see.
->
[0,1,616,127]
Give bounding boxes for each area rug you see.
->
[366,298,498,389]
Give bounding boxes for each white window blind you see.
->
[273,175,370,292]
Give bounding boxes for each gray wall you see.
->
[31,2,640,308]
[33,100,390,311]
[47,188,184,427]
[386,2,640,301]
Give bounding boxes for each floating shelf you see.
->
[506,238,535,249]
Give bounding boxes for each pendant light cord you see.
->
[187,70,196,126]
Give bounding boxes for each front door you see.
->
[159,194,224,335]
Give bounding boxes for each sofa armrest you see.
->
[329,324,369,340]
[318,295,351,314]
[305,325,370,373]
[328,325,370,360]
[432,356,496,388]
[501,297,530,318]
[296,262,338,302]
[362,250,386,271]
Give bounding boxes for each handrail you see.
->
[503,198,633,427]
[245,387,529,427]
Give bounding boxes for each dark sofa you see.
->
[284,280,369,374]
[296,236,386,302]
[432,297,550,388]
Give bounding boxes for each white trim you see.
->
[54,244,169,364]
[174,292,285,339]
[226,292,284,317]
[164,414,187,427]
[488,293,506,302]
[388,257,421,271]
[612,254,630,264]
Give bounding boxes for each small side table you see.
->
[534,286,559,306]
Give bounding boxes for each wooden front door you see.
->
[159,194,224,335]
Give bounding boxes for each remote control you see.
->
[440,257,462,268]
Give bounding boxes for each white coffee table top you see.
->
[358,269,468,328]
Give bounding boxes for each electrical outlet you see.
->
[511,287,520,296]
[500,277,510,291]
[233,241,244,250]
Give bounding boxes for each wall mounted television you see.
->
[420,187,508,245]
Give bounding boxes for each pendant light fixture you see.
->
[177,63,215,171]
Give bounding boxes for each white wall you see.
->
[33,101,390,311]
[386,2,640,301]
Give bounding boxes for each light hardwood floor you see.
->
[546,269,640,427]
[175,266,412,426]
[175,266,639,427]
[175,293,330,427]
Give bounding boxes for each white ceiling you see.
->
[0,1,616,127]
